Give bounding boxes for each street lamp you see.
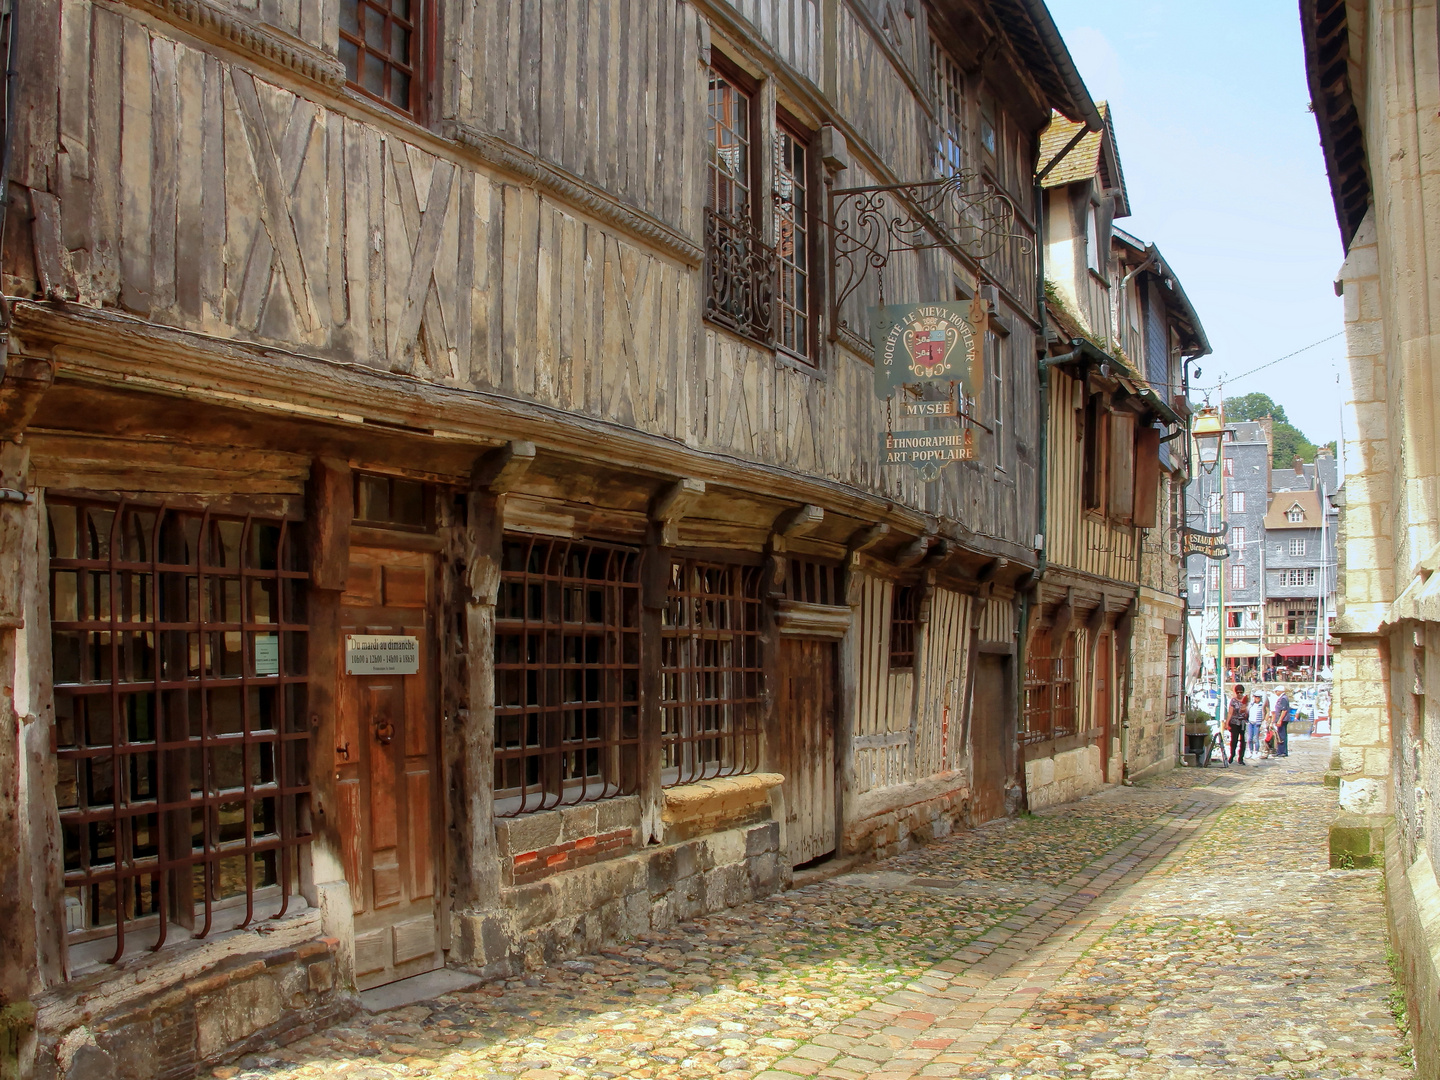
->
[1192,407,1224,474]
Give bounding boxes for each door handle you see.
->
[337,740,350,761]
[375,719,395,745]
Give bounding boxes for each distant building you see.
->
[1185,420,1273,670]
[1264,452,1339,664]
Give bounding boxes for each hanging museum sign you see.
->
[870,302,980,397]
[1181,525,1230,560]
[880,429,975,468]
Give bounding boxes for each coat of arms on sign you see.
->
[869,302,979,399]
[903,317,960,380]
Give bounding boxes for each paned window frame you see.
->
[492,536,643,817]
[339,0,431,119]
[773,114,817,366]
[48,497,313,970]
[660,559,765,788]
[1022,628,1077,745]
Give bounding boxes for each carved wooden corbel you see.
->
[847,522,889,553]
[895,534,933,568]
[467,442,535,605]
[649,477,705,547]
[0,348,56,444]
[766,503,824,595]
[977,557,1009,584]
[1051,587,1077,641]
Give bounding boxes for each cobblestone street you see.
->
[219,739,1410,1080]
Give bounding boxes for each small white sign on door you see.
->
[254,634,280,676]
[345,634,420,675]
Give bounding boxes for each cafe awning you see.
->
[1272,640,1333,659]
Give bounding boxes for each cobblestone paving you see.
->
[221,738,1411,1079]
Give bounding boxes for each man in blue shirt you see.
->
[1273,685,1291,757]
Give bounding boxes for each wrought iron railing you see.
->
[704,207,776,346]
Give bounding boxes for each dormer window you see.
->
[1286,505,1305,523]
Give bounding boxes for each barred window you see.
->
[774,124,812,363]
[785,558,844,605]
[493,537,642,816]
[1022,629,1077,744]
[888,584,918,670]
[340,0,423,116]
[660,561,764,787]
[49,499,311,968]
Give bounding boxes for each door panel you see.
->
[778,638,838,868]
[970,655,1009,823]
[336,546,442,989]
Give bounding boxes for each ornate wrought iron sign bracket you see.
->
[826,170,1034,338]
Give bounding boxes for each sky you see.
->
[1044,0,1347,449]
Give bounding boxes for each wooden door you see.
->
[970,654,1009,823]
[778,638,838,868]
[1096,631,1113,778]
[337,546,442,989]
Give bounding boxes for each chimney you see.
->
[1293,456,1305,475]
[1258,415,1274,452]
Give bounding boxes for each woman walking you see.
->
[1227,683,1249,765]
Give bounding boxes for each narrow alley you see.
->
[216,739,1407,1080]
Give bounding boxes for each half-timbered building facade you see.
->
[0,0,1104,1076]
[1023,106,1208,808]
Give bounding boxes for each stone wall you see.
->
[1127,593,1181,781]
[1025,744,1105,812]
[455,778,785,978]
[33,938,350,1080]
[842,772,974,860]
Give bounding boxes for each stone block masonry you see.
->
[32,938,351,1080]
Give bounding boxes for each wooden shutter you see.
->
[1132,425,1161,528]
[1107,410,1136,520]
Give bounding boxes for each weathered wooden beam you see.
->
[977,557,1010,584]
[1051,587,1077,641]
[307,456,352,591]
[0,351,55,444]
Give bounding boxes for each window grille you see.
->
[1231,491,1246,513]
[1165,637,1182,722]
[1022,629,1077,744]
[705,65,774,345]
[353,472,433,531]
[774,125,812,363]
[1223,457,1233,477]
[888,584,919,670]
[340,0,422,115]
[784,559,844,605]
[1289,537,1306,556]
[493,537,642,816]
[1231,564,1246,589]
[49,499,311,966]
[1287,506,1305,522]
[1231,526,1245,548]
[660,560,764,787]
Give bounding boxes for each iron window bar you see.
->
[493,536,642,817]
[660,560,765,787]
[49,498,312,966]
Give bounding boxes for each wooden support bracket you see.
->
[0,350,56,444]
[471,440,536,494]
[649,477,705,547]
[895,534,933,568]
[846,522,890,553]
[1051,587,1077,641]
